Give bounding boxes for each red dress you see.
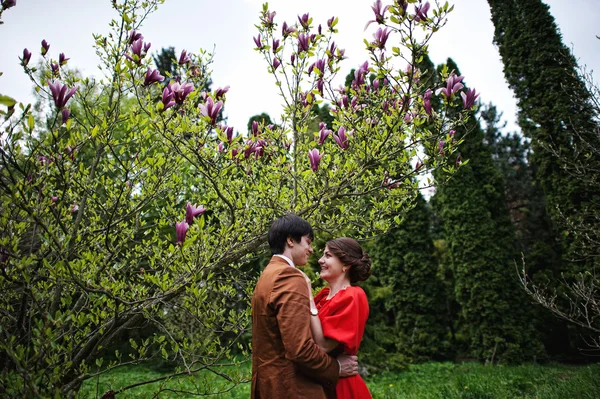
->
[314,286,372,399]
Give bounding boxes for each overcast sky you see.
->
[0,0,598,135]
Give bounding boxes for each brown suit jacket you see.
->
[251,256,339,398]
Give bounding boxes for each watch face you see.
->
[310,308,318,316]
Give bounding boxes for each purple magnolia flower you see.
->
[214,85,230,100]
[365,0,390,30]
[129,30,143,45]
[298,34,310,53]
[414,2,431,22]
[21,48,31,66]
[199,97,223,125]
[162,85,176,110]
[176,221,189,245]
[48,80,77,109]
[333,127,350,149]
[253,34,263,49]
[51,63,59,74]
[449,129,456,139]
[59,53,69,65]
[2,0,16,10]
[316,79,324,96]
[273,58,281,71]
[308,148,323,172]
[231,148,239,158]
[318,24,322,35]
[309,59,326,76]
[251,121,259,136]
[222,125,234,142]
[282,21,297,38]
[126,38,151,64]
[437,73,464,99]
[415,160,424,170]
[179,49,191,65]
[438,141,445,154]
[397,0,408,14]
[51,196,58,203]
[353,61,369,87]
[71,204,79,213]
[262,10,276,27]
[461,88,480,109]
[423,89,432,116]
[61,108,70,124]
[318,122,331,145]
[327,16,336,29]
[272,39,280,53]
[143,68,164,86]
[372,27,391,49]
[170,82,195,104]
[456,154,462,166]
[41,40,50,56]
[290,53,296,66]
[244,139,256,159]
[338,95,349,108]
[218,141,224,152]
[298,13,310,30]
[186,202,206,224]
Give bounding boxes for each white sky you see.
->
[0,0,598,135]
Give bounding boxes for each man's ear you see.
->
[286,237,295,248]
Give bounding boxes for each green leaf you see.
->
[0,94,17,108]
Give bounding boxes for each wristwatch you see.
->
[310,308,319,316]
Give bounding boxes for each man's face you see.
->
[289,235,313,266]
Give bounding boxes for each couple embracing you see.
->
[251,214,372,399]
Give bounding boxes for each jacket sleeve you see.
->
[271,267,339,386]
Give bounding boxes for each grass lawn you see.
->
[78,361,600,398]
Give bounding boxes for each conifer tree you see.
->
[431,59,545,362]
[487,0,600,271]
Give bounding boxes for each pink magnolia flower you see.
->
[365,0,390,30]
[41,39,50,56]
[308,148,323,172]
[423,89,433,116]
[176,221,189,245]
[143,68,164,86]
[333,127,350,150]
[273,58,281,71]
[21,48,31,66]
[48,80,77,109]
[461,88,480,109]
[298,13,310,30]
[318,122,331,145]
[186,202,206,225]
[61,108,70,124]
[161,85,176,110]
[214,86,230,100]
[199,97,223,125]
[178,49,191,65]
[437,74,464,99]
[171,82,195,104]
[372,27,391,50]
[414,2,431,22]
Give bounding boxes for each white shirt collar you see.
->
[274,254,295,268]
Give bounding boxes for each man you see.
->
[251,214,359,398]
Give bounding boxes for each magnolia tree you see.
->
[0,0,475,396]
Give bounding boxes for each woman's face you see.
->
[318,245,346,282]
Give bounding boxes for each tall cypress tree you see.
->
[366,193,451,363]
[431,59,545,363]
[487,0,600,271]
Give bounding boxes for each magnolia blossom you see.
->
[461,88,480,109]
[161,86,176,110]
[437,74,464,99]
[178,49,191,65]
[199,97,223,125]
[251,121,259,136]
[222,125,234,142]
[21,48,31,66]
[308,148,323,172]
[176,221,189,245]
[372,27,391,50]
[298,13,310,29]
[186,202,206,225]
[41,39,50,56]
[71,204,79,213]
[272,39,280,53]
[298,34,310,53]
[143,68,164,86]
[214,85,230,100]
[282,21,297,38]
[171,82,195,104]
[126,38,151,64]
[365,0,390,30]
[318,122,331,145]
[59,53,69,65]
[61,108,70,124]
[327,16,336,29]
[414,2,431,22]
[333,127,350,150]
[423,89,433,116]
[438,141,445,154]
[218,141,225,152]
[272,58,281,71]
[253,34,263,49]
[456,154,462,166]
[48,80,77,108]
[51,63,59,74]
[128,30,143,45]
[262,10,276,27]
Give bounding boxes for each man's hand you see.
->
[337,354,358,377]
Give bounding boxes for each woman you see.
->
[304,237,372,399]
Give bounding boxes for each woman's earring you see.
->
[342,268,347,273]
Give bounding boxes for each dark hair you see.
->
[326,237,371,284]
[268,214,314,255]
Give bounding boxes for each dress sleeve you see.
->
[319,288,366,355]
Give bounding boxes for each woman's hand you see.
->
[299,270,313,296]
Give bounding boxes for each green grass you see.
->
[78,361,600,398]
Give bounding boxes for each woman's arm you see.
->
[302,273,340,353]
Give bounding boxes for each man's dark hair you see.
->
[268,214,314,255]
